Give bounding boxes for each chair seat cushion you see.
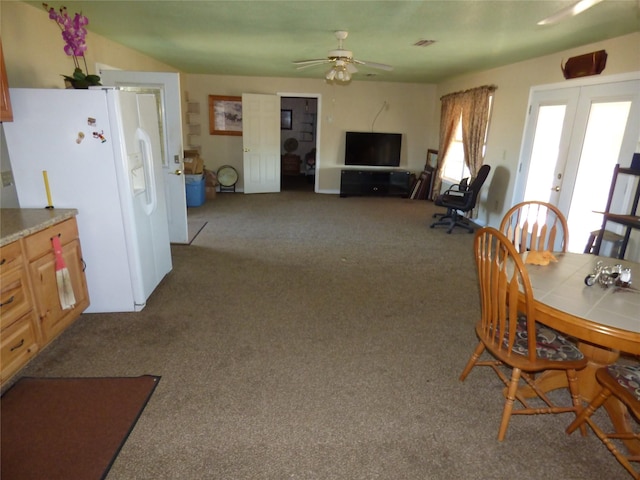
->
[606,364,640,401]
[503,315,584,361]
[436,193,467,208]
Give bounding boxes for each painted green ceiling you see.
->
[27,0,640,83]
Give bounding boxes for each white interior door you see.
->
[100,70,188,244]
[515,76,640,253]
[242,93,281,194]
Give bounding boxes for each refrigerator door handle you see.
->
[136,127,158,216]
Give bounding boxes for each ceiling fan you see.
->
[537,0,604,25]
[293,31,393,82]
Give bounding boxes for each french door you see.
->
[514,75,640,253]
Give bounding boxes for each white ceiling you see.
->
[27,0,640,83]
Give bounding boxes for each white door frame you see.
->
[278,92,322,193]
[514,71,640,205]
[99,69,188,244]
[513,72,640,254]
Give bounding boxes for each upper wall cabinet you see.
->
[0,39,13,122]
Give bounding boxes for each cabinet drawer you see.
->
[30,238,89,342]
[0,241,24,275]
[24,218,79,261]
[0,267,32,330]
[1,313,38,384]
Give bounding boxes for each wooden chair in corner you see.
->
[500,200,568,253]
[566,364,640,479]
[459,227,588,441]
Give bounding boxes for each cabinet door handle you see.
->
[0,258,6,266]
[0,295,15,307]
[10,338,24,351]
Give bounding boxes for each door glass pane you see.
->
[566,101,631,252]
[524,105,566,202]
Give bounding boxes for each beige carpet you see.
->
[186,219,208,244]
[9,191,622,479]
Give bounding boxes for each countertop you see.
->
[0,208,78,247]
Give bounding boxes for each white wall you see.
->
[182,75,438,192]
[1,1,178,88]
[2,0,638,213]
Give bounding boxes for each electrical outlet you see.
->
[1,170,14,187]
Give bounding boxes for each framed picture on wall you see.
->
[427,149,438,168]
[209,95,242,135]
[281,110,292,130]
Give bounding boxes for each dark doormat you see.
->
[1,375,161,480]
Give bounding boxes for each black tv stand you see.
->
[340,169,411,198]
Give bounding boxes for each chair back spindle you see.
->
[475,227,538,363]
[500,201,568,253]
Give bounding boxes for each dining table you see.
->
[521,251,640,452]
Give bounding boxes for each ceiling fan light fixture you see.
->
[336,68,351,82]
[300,31,392,83]
[326,64,351,83]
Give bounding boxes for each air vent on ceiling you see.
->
[414,39,436,47]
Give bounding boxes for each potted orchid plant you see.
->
[44,3,101,88]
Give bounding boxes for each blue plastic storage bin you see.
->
[185,174,205,207]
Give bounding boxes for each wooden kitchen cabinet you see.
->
[24,218,89,342]
[1,313,39,383]
[0,241,39,384]
[0,213,89,386]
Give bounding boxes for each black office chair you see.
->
[430,164,491,233]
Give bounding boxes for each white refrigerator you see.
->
[4,88,172,313]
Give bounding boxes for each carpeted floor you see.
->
[185,219,208,244]
[7,191,623,479]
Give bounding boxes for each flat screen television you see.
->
[345,132,402,167]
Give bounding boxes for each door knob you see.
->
[172,169,183,175]
[553,186,560,191]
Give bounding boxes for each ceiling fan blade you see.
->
[353,59,393,71]
[295,31,391,80]
[296,60,331,71]
[537,0,604,25]
[293,59,331,65]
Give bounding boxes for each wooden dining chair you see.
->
[500,201,568,253]
[566,363,640,479]
[459,227,587,441]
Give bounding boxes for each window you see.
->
[441,94,493,183]
[441,117,469,182]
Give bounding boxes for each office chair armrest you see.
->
[442,187,469,198]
